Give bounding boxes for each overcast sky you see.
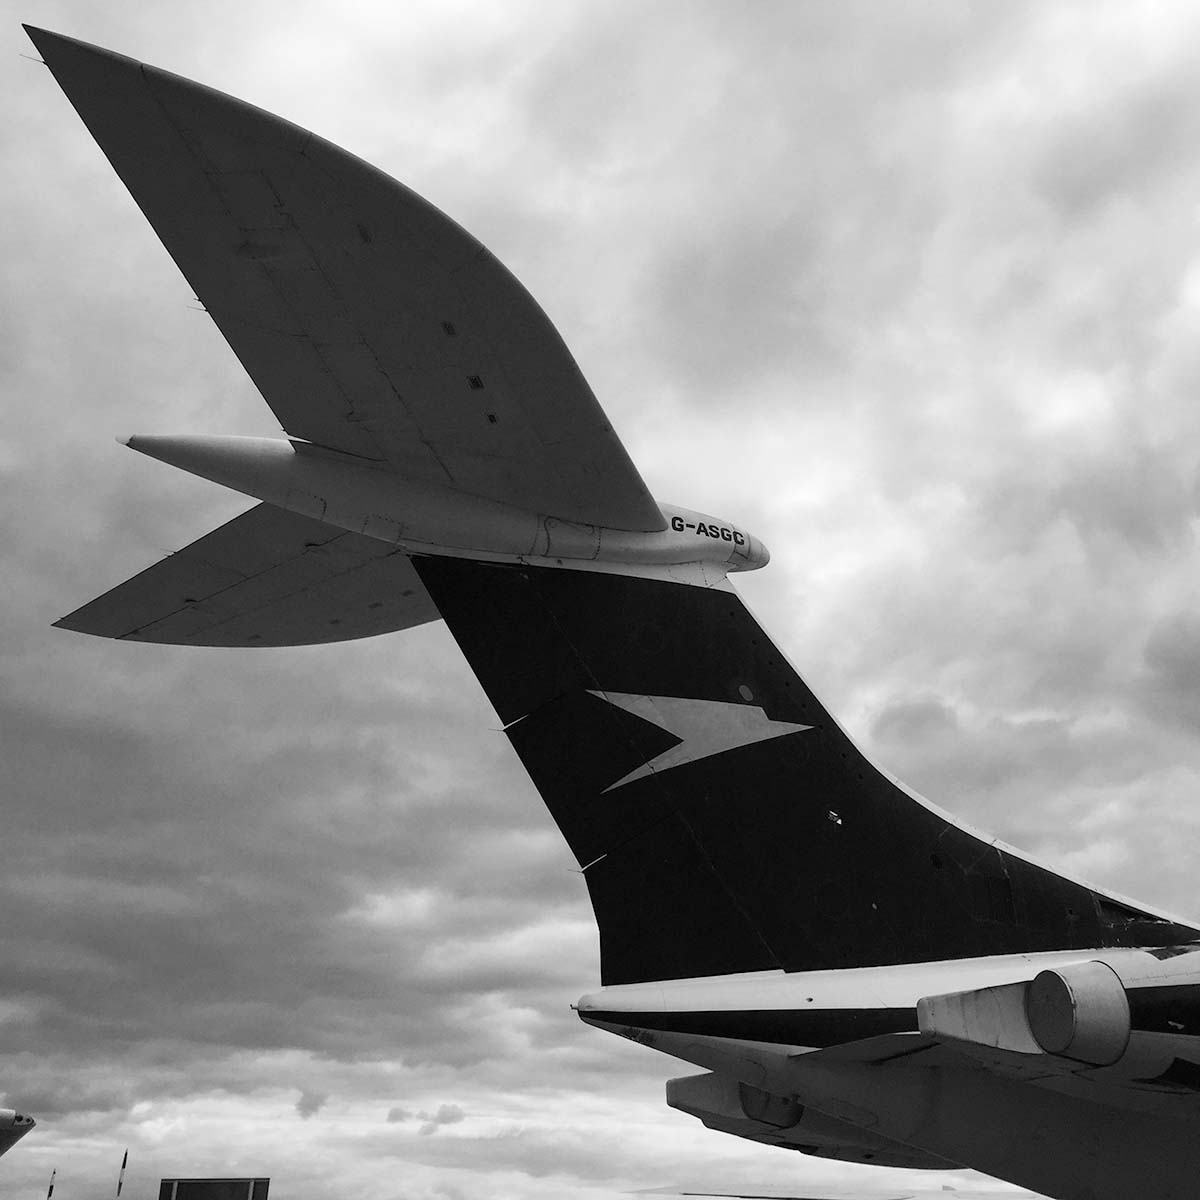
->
[6,1,1200,1197]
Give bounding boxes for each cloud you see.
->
[417,1103,465,1136]
[9,3,1200,1198]
[295,1090,327,1120]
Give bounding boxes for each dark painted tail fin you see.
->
[414,556,1196,985]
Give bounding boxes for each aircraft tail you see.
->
[35,23,1198,989]
[413,555,1197,985]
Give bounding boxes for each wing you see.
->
[27,26,663,533]
[55,504,438,647]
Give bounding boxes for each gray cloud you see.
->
[416,1103,464,1135]
[9,2,1200,1198]
[295,1090,327,1120]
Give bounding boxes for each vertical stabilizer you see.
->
[414,556,1199,984]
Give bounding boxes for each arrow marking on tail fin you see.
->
[589,691,813,792]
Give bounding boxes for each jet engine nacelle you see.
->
[1025,960,1131,1065]
[919,948,1200,1073]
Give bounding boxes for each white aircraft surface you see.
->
[27,24,1200,1200]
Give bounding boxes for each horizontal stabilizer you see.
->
[27,25,664,533]
[56,503,438,646]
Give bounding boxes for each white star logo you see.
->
[589,691,813,792]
